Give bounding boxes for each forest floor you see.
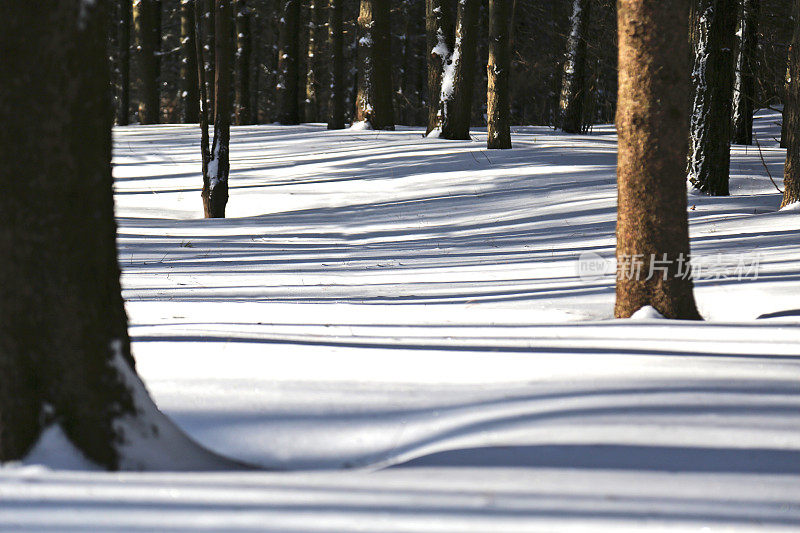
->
[1,111,799,531]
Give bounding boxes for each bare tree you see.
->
[425,0,453,134]
[437,0,479,139]
[782,1,800,208]
[277,0,301,124]
[235,0,254,125]
[559,0,591,134]
[356,0,395,129]
[687,0,738,195]
[732,0,760,145]
[135,0,162,124]
[181,0,200,123]
[487,0,511,149]
[615,0,702,319]
[118,0,132,125]
[328,0,346,129]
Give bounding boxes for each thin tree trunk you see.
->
[425,0,454,134]
[559,0,591,134]
[181,0,200,123]
[438,0,479,140]
[235,0,253,125]
[487,0,511,149]
[0,0,229,470]
[278,0,301,124]
[201,0,233,218]
[328,0,346,129]
[615,0,702,320]
[135,0,161,124]
[305,0,324,122]
[687,0,737,196]
[782,2,800,208]
[732,0,759,145]
[205,0,216,118]
[118,0,132,125]
[356,0,395,130]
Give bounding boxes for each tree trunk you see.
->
[205,0,216,119]
[559,0,591,134]
[782,3,800,208]
[201,0,233,218]
[615,0,702,320]
[135,0,161,124]
[425,0,454,134]
[181,0,200,123]
[356,0,395,130]
[438,0,479,140]
[118,0,132,126]
[235,0,253,125]
[487,0,511,149]
[328,0,346,129]
[0,0,229,470]
[732,0,759,145]
[687,0,737,196]
[278,0,301,124]
[305,0,325,122]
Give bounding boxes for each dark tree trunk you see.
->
[487,0,511,149]
[205,0,216,118]
[687,0,737,196]
[328,0,346,129]
[782,3,800,208]
[732,0,760,145]
[0,0,227,470]
[181,0,200,123]
[304,0,325,122]
[135,0,161,124]
[118,0,132,125]
[559,0,591,134]
[278,0,301,124]
[356,0,395,130]
[200,0,233,218]
[438,0,479,140]
[425,0,454,134]
[615,0,702,320]
[235,0,253,125]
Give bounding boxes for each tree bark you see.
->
[181,0,200,123]
[782,2,800,208]
[438,0,479,140]
[278,0,301,124]
[304,0,325,122]
[732,0,760,145]
[356,0,395,130]
[135,0,161,124]
[487,0,511,149]
[328,0,346,129]
[425,0,454,134]
[615,0,702,320]
[687,0,737,196]
[559,0,591,134]
[0,0,229,470]
[235,0,253,125]
[205,0,216,118]
[118,0,132,125]
[201,0,233,218]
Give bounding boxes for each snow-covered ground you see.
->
[1,111,799,531]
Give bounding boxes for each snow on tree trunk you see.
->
[732,0,760,145]
[135,0,161,124]
[356,0,394,130]
[782,4,800,208]
[687,0,737,196]
[559,0,590,134]
[181,0,200,124]
[487,0,511,149]
[615,0,702,320]
[425,0,453,135]
[328,0,346,129]
[278,0,301,124]
[201,0,233,218]
[438,0,479,140]
[0,0,235,470]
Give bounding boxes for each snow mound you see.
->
[348,121,372,131]
[779,201,800,211]
[629,306,665,320]
[23,425,101,471]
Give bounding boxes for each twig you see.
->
[754,133,784,194]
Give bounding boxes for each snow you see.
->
[629,305,665,320]
[2,110,799,530]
